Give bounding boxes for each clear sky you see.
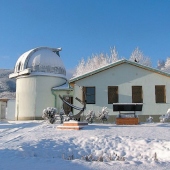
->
[0,0,170,73]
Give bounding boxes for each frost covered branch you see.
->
[73,47,119,77]
[159,57,170,73]
[129,47,152,67]
[73,46,153,78]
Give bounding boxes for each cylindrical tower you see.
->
[9,47,67,120]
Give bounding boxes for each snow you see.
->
[73,47,119,78]
[72,47,153,78]
[161,57,170,73]
[13,47,66,77]
[27,49,65,70]
[52,81,72,90]
[0,121,170,170]
[129,47,152,67]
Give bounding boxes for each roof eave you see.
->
[9,68,31,78]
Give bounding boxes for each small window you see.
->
[83,87,95,104]
[108,86,118,104]
[17,62,21,72]
[155,85,166,103]
[132,86,143,103]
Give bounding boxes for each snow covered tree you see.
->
[73,47,153,78]
[109,46,119,63]
[160,57,170,73]
[129,47,152,67]
[98,53,109,68]
[157,59,165,70]
[42,107,58,124]
[72,58,85,77]
[72,47,119,77]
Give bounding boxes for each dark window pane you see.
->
[108,86,118,104]
[132,86,143,103]
[155,85,166,103]
[84,87,95,104]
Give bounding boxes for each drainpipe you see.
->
[51,89,57,108]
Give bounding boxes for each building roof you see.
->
[69,59,170,82]
[9,47,66,79]
[52,81,73,91]
[0,98,9,102]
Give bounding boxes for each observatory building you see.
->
[9,47,72,120]
[9,47,170,123]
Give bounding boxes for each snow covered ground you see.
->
[0,120,170,170]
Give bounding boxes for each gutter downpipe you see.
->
[51,88,57,108]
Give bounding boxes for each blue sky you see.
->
[0,0,170,73]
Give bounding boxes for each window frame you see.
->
[83,86,96,104]
[155,85,166,103]
[132,86,143,103]
[108,86,118,104]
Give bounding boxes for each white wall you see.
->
[0,101,7,119]
[6,100,16,120]
[15,75,67,120]
[72,63,170,116]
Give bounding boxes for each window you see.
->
[83,87,95,104]
[108,86,118,104]
[155,85,166,103]
[132,86,143,103]
[17,62,21,72]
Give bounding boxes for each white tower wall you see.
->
[9,47,67,121]
[15,75,66,120]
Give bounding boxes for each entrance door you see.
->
[63,96,73,115]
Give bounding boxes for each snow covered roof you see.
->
[69,59,170,82]
[9,47,66,79]
[52,82,73,91]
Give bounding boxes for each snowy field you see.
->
[0,121,170,170]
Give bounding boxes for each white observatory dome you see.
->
[10,47,66,78]
[9,47,68,120]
